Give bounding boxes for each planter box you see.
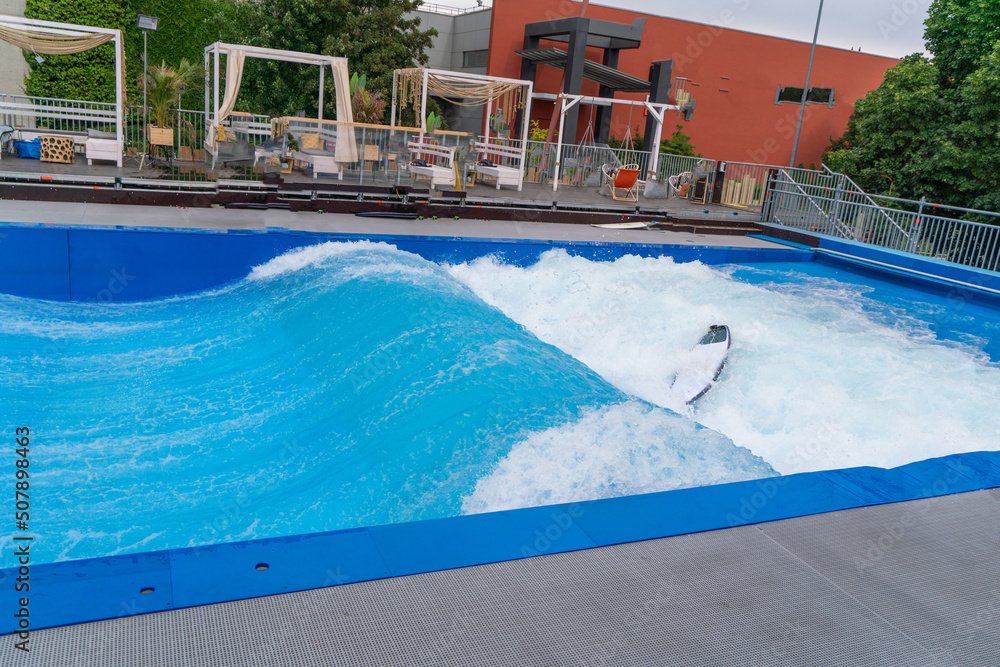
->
[147,125,173,147]
[177,146,206,161]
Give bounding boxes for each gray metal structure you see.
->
[17,488,1000,666]
[519,17,647,144]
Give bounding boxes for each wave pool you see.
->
[3,241,998,567]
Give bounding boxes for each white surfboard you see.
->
[670,325,731,404]
[591,222,650,229]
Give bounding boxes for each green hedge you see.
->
[24,0,235,109]
[24,0,131,103]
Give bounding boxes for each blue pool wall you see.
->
[2,220,999,634]
[0,223,812,302]
[755,223,1000,303]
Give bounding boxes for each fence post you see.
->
[829,174,844,236]
[910,196,926,254]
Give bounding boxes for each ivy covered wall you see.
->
[23,0,235,108]
[23,0,131,103]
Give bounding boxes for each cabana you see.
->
[203,42,357,170]
[391,68,533,191]
[0,14,124,167]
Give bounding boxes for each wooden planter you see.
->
[177,146,206,161]
[147,125,173,147]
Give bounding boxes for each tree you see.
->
[924,0,1000,85]
[823,2,1000,211]
[232,0,435,122]
[139,58,202,127]
[660,124,700,157]
[325,0,435,104]
[824,55,956,200]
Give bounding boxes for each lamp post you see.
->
[136,14,159,167]
[789,0,823,168]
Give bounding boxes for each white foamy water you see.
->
[462,400,771,514]
[448,251,1000,497]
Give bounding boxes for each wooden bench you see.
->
[471,140,524,191]
[404,138,456,190]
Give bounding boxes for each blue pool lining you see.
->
[816,248,1000,297]
[0,222,813,302]
[755,223,1000,292]
[3,451,999,634]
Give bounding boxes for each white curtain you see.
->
[207,49,246,147]
[331,59,358,163]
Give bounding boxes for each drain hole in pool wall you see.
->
[140,587,155,595]
[255,563,269,571]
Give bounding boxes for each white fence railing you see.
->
[0,94,118,134]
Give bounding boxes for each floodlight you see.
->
[136,15,159,31]
[136,14,161,169]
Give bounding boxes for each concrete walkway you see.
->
[0,198,782,248]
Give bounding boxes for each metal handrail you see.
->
[765,171,1000,272]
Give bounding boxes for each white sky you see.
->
[450,0,930,58]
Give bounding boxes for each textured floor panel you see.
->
[761,488,1000,666]
[11,490,999,666]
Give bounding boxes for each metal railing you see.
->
[0,94,118,134]
[121,107,273,157]
[418,2,492,16]
[517,140,714,188]
[765,169,1000,272]
[656,154,712,182]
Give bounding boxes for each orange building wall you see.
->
[487,0,899,166]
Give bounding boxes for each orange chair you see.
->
[604,165,641,202]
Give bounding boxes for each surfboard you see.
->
[591,221,651,229]
[354,211,419,220]
[669,324,731,404]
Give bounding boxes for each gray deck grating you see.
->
[10,489,999,666]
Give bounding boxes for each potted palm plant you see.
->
[138,58,200,151]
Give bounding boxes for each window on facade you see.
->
[775,86,835,105]
[462,50,488,68]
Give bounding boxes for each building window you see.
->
[462,50,488,68]
[775,85,835,106]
